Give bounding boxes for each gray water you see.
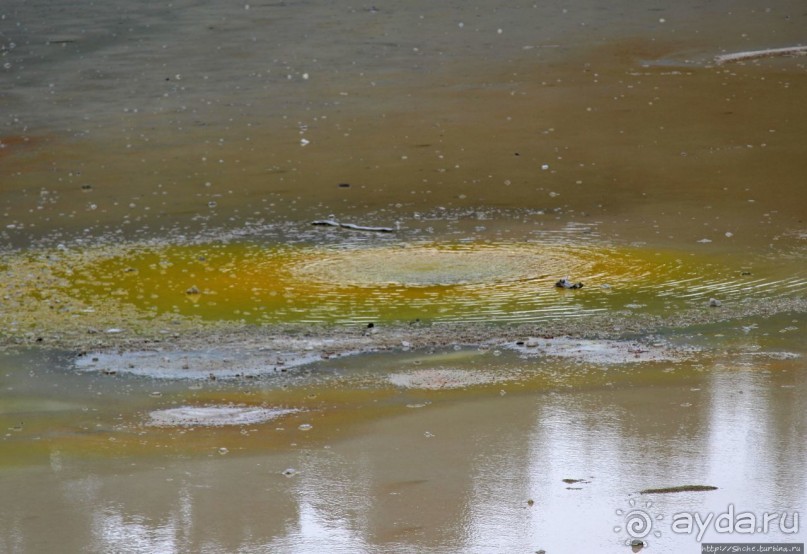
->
[1,1,806,552]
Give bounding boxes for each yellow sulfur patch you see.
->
[0,240,803,340]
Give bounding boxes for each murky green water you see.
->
[1,0,806,552]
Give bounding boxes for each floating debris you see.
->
[311,219,395,233]
[640,485,717,494]
[715,45,807,64]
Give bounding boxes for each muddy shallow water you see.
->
[1,0,806,552]
[1,313,805,552]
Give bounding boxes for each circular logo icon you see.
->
[614,499,663,546]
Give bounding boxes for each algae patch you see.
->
[1,239,805,350]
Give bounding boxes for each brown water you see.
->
[1,1,806,552]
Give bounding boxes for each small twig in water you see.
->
[715,46,807,64]
[640,485,718,494]
[311,220,395,233]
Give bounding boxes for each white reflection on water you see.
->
[704,368,807,518]
[1,351,805,553]
[271,454,374,554]
[93,509,181,554]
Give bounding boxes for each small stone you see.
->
[555,278,583,289]
[186,285,200,295]
[709,298,722,308]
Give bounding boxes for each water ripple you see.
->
[1,240,804,329]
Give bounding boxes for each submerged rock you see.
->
[555,277,583,289]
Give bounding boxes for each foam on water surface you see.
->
[148,405,299,427]
[387,368,510,390]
